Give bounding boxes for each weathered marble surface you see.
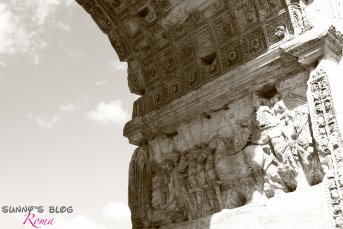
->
[128,71,331,228]
[74,0,343,228]
[160,183,330,229]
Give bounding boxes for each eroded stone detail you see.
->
[75,1,343,228]
[286,0,312,35]
[127,73,334,228]
[307,69,343,228]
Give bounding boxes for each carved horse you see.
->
[208,136,266,205]
[208,135,290,204]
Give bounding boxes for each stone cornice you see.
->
[124,49,303,145]
[124,25,343,145]
[73,1,343,145]
[283,26,343,64]
[76,0,304,110]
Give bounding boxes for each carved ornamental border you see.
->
[307,68,343,228]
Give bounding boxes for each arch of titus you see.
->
[76,0,343,228]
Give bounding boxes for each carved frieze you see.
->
[127,72,337,228]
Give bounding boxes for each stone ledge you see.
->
[124,26,343,145]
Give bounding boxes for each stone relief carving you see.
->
[128,73,335,228]
[286,0,312,35]
[307,68,343,228]
[76,1,343,228]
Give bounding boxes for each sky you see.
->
[0,0,137,228]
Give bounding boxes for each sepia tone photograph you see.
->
[1,0,343,228]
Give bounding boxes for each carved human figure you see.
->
[252,105,299,191]
[327,110,335,123]
[315,102,323,113]
[293,111,324,185]
[254,106,290,158]
[186,150,202,218]
[162,160,186,224]
[203,145,222,210]
[177,151,201,219]
[319,148,334,173]
[324,99,333,111]
[311,82,320,101]
[196,146,208,188]
[149,159,189,225]
[151,165,167,210]
[273,101,324,186]
[195,145,215,215]
[170,152,195,221]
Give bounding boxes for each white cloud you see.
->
[87,100,130,126]
[109,60,128,71]
[27,112,60,129]
[59,97,88,113]
[28,98,88,128]
[0,0,71,63]
[102,202,131,222]
[59,103,78,113]
[35,114,60,129]
[56,21,71,31]
[0,2,37,55]
[96,79,108,86]
[26,0,61,26]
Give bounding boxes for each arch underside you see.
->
[75,0,309,118]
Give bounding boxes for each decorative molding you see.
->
[307,68,343,228]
